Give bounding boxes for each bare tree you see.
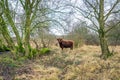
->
[72,0,120,59]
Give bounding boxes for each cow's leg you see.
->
[70,46,73,50]
[60,46,63,50]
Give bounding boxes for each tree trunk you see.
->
[23,0,32,57]
[0,16,15,50]
[4,0,23,51]
[98,0,111,59]
[24,16,31,57]
[99,30,111,59]
[5,12,23,50]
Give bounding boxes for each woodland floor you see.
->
[0,45,120,80]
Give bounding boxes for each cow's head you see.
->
[57,38,63,43]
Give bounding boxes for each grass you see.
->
[0,45,120,80]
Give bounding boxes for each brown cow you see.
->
[57,38,74,50]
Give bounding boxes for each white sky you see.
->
[49,0,85,35]
[9,0,120,36]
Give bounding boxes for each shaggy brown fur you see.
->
[57,38,74,50]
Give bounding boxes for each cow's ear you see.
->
[57,38,60,42]
[60,38,62,41]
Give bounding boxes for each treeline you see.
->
[63,20,120,47]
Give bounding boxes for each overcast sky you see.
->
[9,0,120,36]
[48,0,87,35]
[9,0,91,36]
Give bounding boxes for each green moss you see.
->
[40,48,50,55]
[27,48,38,59]
[14,45,25,53]
[0,45,10,52]
[0,57,18,67]
[27,48,51,59]
[31,48,37,57]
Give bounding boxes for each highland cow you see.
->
[57,38,74,50]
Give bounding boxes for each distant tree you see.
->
[86,32,99,45]
[107,19,120,46]
[67,21,99,47]
[67,21,89,47]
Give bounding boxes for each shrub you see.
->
[27,48,38,59]
[40,48,50,55]
[27,48,51,59]
[31,48,37,57]
[14,46,25,53]
[0,45,10,52]
[0,57,18,67]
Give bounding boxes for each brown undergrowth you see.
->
[0,45,120,80]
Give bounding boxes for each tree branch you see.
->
[31,19,63,31]
[84,0,99,19]
[19,0,25,10]
[30,0,41,22]
[104,0,120,21]
[105,20,120,33]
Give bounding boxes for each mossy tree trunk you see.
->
[0,16,15,50]
[1,0,23,51]
[24,10,31,56]
[20,0,40,57]
[79,0,120,59]
[98,0,111,59]
[98,30,111,59]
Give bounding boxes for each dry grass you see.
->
[14,45,120,80]
[3,45,120,80]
